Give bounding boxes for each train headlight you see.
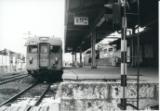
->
[55,57,58,64]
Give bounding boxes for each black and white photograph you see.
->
[0,0,158,110]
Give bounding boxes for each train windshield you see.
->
[50,45,60,53]
[40,45,49,54]
[28,45,38,53]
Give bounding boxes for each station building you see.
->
[64,0,158,69]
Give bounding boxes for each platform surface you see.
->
[62,66,158,82]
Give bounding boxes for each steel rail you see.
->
[0,72,21,77]
[0,83,38,107]
[26,84,51,111]
[0,73,28,81]
[1,74,25,80]
[35,84,51,106]
[0,74,30,85]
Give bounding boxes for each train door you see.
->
[39,43,49,67]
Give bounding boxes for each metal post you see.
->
[120,0,127,110]
[75,52,77,67]
[2,55,3,72]
[1,55,3,65]
[131,28,136,67]
[91,32,97,69]
[72,52,75,67]
[136,0,140,109]
[80,48,82,67]
[6,55,7,72]
[5,55,6,72]
[9,53,11,72]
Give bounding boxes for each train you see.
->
[25,37,63,81]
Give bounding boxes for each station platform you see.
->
[62,66,158,83]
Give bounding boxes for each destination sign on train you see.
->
[39,37,49,41]
[74,17,89,25]
[29,41,37,45]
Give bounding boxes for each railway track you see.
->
[26,84,51,111]
[0,82,52,111]
[0,71,27,79]
[0,72,23,77]
[1,73,27,80]
[0,83,38,107]
[0,74,30,85]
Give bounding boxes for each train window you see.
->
[40,45,48,53]
[104,49,107,53]
[108,48,113,52]
[50,45,60,53]
[28,45,38,53]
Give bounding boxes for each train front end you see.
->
[26,37,63,81]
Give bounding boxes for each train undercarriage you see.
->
[27,69,63,81]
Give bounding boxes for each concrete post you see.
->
[91,32,97,69]
[120,0,127,110]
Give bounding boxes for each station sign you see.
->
[74,17,89,25]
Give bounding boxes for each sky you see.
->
[0,0,65,54]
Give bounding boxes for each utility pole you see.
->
[120,0,127,110]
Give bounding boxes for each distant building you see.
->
[0,49,25,72]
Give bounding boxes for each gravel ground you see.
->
[0,75,36,104]
[0,73,61,110]
[10,83,50,107]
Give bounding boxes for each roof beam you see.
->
[69,6,103,15]
[66,26,89,31]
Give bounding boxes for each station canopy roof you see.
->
[65,0,158,52]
